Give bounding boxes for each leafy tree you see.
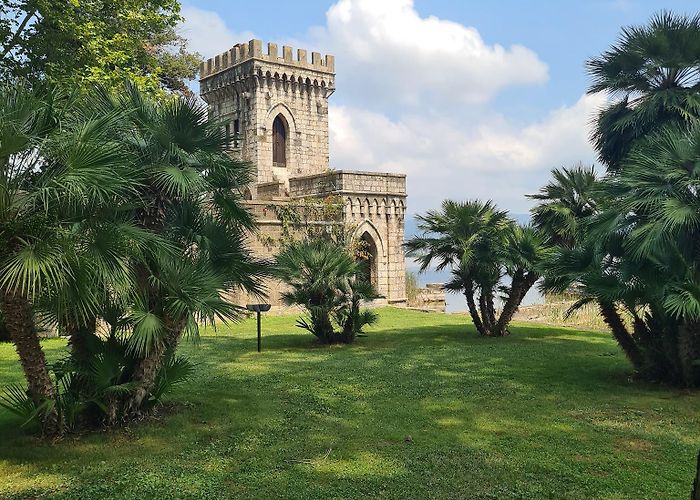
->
[0,80,264,434]
[405,200,547,337]
[587,11,700,169]
[596,125,700,386]
[0,0,200,94]
[529,166,648,370]
[537,126,700,387]
[275,238,377,344]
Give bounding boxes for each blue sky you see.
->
[180,0,699,216]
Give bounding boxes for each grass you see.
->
[0,308,698,499]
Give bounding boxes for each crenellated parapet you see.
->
[200,39,334,78]
[200,39,335,99]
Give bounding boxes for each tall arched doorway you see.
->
[357,231,378,287]
[272,114,287,167]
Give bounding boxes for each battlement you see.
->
[200,39,335,79]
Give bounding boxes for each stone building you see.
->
[200,39,407,307]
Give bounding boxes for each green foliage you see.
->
[0,0,201,95]
[527,164,598,248]
[535,128,700,386]
[0,334,194,432]
[587,11,700,169]
[0,80,263,435]
[275,238,377,344]
[405,200,547,336]
[0,383,53,428]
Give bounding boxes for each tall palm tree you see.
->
[587,11,700,169]
[0,82,135,435]
[406,200,544,337]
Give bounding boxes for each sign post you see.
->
[246,304,271,352]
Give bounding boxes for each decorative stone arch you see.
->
[265,102,298,135]
[354,220,386,260]
[354,220,386,292]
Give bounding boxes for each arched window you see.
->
[272,114,287,167]
[357,232,378,287]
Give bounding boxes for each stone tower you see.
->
[199,39,335,198]
[199,40,417,309]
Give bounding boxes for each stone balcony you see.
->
[289,170,406,199]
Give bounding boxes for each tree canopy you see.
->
[0,0,200,94]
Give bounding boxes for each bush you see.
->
[275,239,378,344]
[0,335,193,432]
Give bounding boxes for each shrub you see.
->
[275,239,378,344]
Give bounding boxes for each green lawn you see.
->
[0,308,698,499]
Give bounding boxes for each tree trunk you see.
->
[464,283,485,335]
[494,272,538,337]
[65,316,98,365]
[678,321,700,388]
[479,291,495,335]
[122,316,187,420]
[0,288,60,437]
[599,301,645,372]
[692,450,700,500]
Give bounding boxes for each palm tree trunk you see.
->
[494,272,538,337]
[599,301,645,372]
[678,320,700,388]
[693,450,700,500]
[479,291,494,335]
[65,316,97,365]
[122,316,187,419]
[0,288,60,437]
[464,282,485,335]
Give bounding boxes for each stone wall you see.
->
[289,170,408,304]
[408,284,447,313]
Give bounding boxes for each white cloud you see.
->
[329,92,606,214]
[178,6,253,58]
[309,0,548,108]
[178,0,601,215]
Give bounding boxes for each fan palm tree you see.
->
[89,84,264,417]
[528,165,598,248]
[0,82,136,435]
[532,165,658,377]
[596,124,700,386]
[406,200,544,336]
[275,238,361,344]
[587,11,700,169]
